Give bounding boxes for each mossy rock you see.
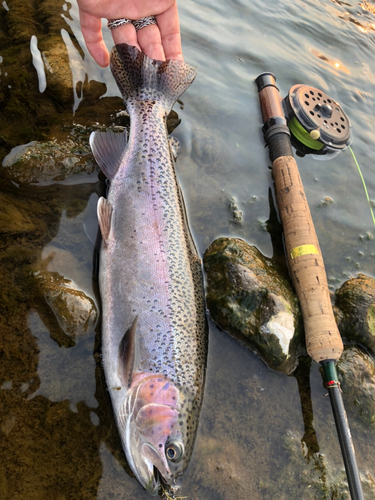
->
[1,124,110,184]
[203,237,304,374]
[335,273,375,353]
[337,346,375,430]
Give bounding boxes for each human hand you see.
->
[77,0,183,67]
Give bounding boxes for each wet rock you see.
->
[337,347,375,429]
[39,37,77,107]
[30,241,98,342]
[203,237,304,374]
[2,124,110,184]
[33,269,97,338]
[335,273,375,352]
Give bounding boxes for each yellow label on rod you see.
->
[290,244,319,259]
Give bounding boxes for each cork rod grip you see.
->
[272,155,343,363]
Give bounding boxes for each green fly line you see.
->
[288,117,324,151]
[288,117,375,226]
[348,146,375,226]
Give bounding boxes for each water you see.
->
[1,0,375,498]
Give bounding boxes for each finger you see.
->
[156,3,183,61]
[111,23,140,51]
[137,24,165,61]
[79,10,109,67]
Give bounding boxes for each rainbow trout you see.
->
[90,44,207,496]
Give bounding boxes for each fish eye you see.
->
[165,441,184,463]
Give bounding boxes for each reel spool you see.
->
[283,84,351,160]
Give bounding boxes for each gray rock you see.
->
[203,237,304,374]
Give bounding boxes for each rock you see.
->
[2,124,112,185]
[337,346,375,429]
[33,269,98,338]
[335,273,375,353]
[45,280,97,337]
[203,237,304,374]
[38,36,77,107]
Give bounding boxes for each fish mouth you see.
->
[141,443,170,495]
[145,464,160,496]
[145,467,177,498]
[155,467,180,500]
[142,448,180,497]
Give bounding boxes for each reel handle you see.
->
[256,73,343,363]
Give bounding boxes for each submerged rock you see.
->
[335,273,375,353]
[33,269,97,338]
[1,125,107,185]
[0,191,41,235]
[203,237,304,374]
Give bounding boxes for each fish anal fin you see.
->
[118,315,138,388]
[97,197,113,247]
[90,130,128,180]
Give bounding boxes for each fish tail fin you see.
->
[110,44,197,111]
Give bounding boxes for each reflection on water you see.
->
[311,49,350,74]
[1,0,375,498]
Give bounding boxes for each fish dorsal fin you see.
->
[89,130,127,180]
[97,197,113,247]
[169,137,180,161]
[118,315,138,388]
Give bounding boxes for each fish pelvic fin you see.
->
[90,130,128,181]
[110,44,197,112]
[118,315,138,388]
[97,196,113,247]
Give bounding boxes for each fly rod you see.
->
[255,72,364,500]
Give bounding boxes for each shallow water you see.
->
[1,0,375,498]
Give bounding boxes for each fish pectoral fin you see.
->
[97,197,113,246]
[89,130,128,180]
[169,137,180,161]
[118,315,138,388]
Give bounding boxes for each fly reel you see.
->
[283,84,351,160]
